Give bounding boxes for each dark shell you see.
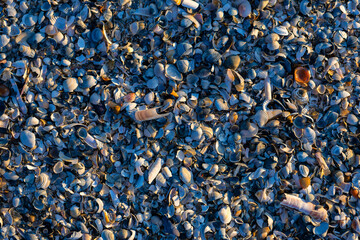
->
[224,55,240,70]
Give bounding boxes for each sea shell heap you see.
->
[0,0,359,239]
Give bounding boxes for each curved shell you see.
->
[53,161,64,174]
[292,88,309,104]
[219,205,232,224]
[135,107,169,121]
[238,0,251,17]
[37,173,50,189]
[294,67,310,87]
[253,109,282,128]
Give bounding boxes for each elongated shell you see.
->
[314,152,330,175]
[135,107,169,121]
[254,109,282,128]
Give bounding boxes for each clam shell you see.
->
[63,78,78,92]
[0,35,10,48]
[165,64,183,81]
[238,0,251,17]
[179,166,192,185]
[37,173,50,189]
[299,177,311,189]
[20,130,36,149]
[219,205,232,224]
[53,161,64,174]
[294,67,310,87]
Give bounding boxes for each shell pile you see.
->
[1,0,360,239]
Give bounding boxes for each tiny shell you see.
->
[294,67,310,86]
[299,177,310,189]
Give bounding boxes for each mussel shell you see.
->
[202,49,221,64]
[293,115,307,129]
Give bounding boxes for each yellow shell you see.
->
[299,177,311,189]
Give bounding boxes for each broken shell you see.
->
[292,88,309,105]
[135,107,169,121]
[294,67,310,87]
[253,109,282,128]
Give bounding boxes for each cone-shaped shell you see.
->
[294,67,310,87]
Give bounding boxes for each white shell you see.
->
[147,158,162,184]
[179,166,192,185]
[219,205,232,224]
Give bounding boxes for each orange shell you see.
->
[172,0,182,5]
[299,177,310,189]
[294,67,310,87]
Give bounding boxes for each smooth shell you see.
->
[20,130,36,148]
[238,0,252,18]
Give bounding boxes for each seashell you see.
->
[224,55,240,70]
[0,84,10,97]
[176,59,191,73]
[258,0,269,10]
[63,78,78,92]
[202,49,221,64]
[54,17,67,31]
[334,171,344,185]
[219,205,232,224]
[0,35,10,48]
[50,112,65,127]
[240,122,258,139]
[331,145,343,156]
[314,152,330,175]
[165,64,183,81]
[130,21,145,35]
[267,41,280,51]
[77,127,98,149]
[9,25,21,37]
[90,93,101,105]
[45,25,58,35]
[300,0,311,15]
[347,114,358,125]
[293,115,307,129]
[176,43,193,58]
[20,130,36,149]
[81,75,97,89]
[70,205,81,218]
[299,177,311,189]
[101,230,114,240]
[257,227,270,240]
[215,98,229,111]
[292,88,309,105]
[53,161,64,174]
[253,109,282,128]
[26,117,39,126]
[313,222,329,237]
[316,84,326,95]
[22,14,37,27]
[124,93,136,103]
[19,45,35,58]
[179,166,192,185]
[180,0,199,9]
[273,26,289,36]
[91,28,103,42]
[294,67,310,87]
[135,107,169,121]
[299,165,309,178]
[37,173,50,189]
[201,124,214,139]
[148,158,162,184]
[303,127,316,143]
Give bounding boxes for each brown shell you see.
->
[299,177,311,189]
[135,107,170,121]
[123,93,136,103]
[294,67,310,87]
[0,84,10,97]
[172,0,182,5]
[351,188,359,198]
